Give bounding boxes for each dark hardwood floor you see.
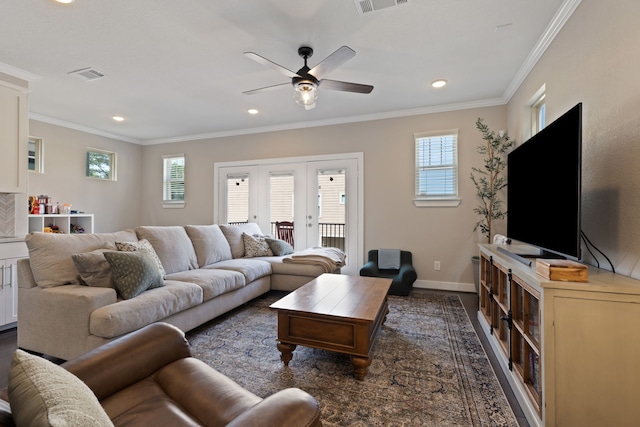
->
[0,290,529,426]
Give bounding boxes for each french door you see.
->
[214,153,362,275]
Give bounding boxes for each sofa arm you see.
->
[63,323,192,400]
[359,261,379,276]
[17,284,117,360]
[226,388,322,427]
[398,263,417,283]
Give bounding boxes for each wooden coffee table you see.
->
[270,273,392,380]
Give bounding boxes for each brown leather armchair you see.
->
[0,322,322,427]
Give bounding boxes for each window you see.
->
[28,136,43,173]
[86,148,116,180]
[163,154,185,207]
[414,130,460,207]
[532,93,546,134]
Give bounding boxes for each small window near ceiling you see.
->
[28,136,44,173]
[532,93,546,134]
[86,148,116,181]
[414,130,461,207]
[163,154,185,208]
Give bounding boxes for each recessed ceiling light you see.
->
[432,79,447,88]
[247,108,259,115]
[55,0,76,3]
[112,115,125,122]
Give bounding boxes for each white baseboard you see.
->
[414,279,476,293]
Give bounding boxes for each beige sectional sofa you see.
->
[17,223,339,361]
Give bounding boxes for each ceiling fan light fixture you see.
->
[294,82,318,108]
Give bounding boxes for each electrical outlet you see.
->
[434,261,441,271]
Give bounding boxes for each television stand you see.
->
[496,246,565,267]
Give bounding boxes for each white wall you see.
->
[28,120,143,233]
[507,0,640,278]
[140,106,507,287]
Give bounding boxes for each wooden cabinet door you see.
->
[0,82,28,194]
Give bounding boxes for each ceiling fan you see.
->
[243,46,374,110]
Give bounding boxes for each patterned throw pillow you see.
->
[265,238,295,256]
[103,251,164,299]
[8,349,114,427]
[242,233,274,257]
[115,239,166,278]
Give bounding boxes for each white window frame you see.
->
[163,154,185,208]
[28,136,44,174]
[86,148,117,181]
[413,130,461,207]
[532,93,546,134]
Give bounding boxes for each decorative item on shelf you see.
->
[71,224,85,234]
[470,119,515,243]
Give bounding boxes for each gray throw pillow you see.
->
[115,239,166,278]
[103,251,164,299]
[265,238,295,256]
[8,349,114,427]
[71,244,117,288]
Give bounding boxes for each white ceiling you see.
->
[1,0,576,145]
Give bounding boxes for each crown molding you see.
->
[141,97,507,145]
[503,0,582,102]
[0,62,41,82]
[29,113,141,144]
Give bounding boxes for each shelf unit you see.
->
[28,214,94,234]
[479,244,640,427]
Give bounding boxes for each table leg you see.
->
[277,342,297,366]
[350,355,372,380]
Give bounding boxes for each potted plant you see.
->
[470,118,515,243]
[470,118,514,292]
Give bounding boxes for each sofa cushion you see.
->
[165,269,245,301]
[220,223,263,258]
[90,281,203,338]
[265,238,295,256]
[185,224,233,267]
[135,226,198,274]
[25,229,138,288]
[8,349,114,427]
[103,251,165,300]
[242,233,273,257]
[71,244,117,288]
[207,259,272,284]
[115,239,167,278]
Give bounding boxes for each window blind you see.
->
[163,155,185,202]
[415,132,458,198]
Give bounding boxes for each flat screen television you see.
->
[505,102,582,262]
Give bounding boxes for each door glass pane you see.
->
[226,174,249,224]
[317,169,345,250]
[270,173,294,239]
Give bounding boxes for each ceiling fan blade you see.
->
[308,46,356,80]
[320,79,374,94]
[244,52,299,78]
[243,82,291,95]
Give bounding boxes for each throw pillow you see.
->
[265,238,295,256]
[115,239,166,278]
[103,251,164,299]
[71,244,117,288]
[8,349,114,427]
[242,233,273,257]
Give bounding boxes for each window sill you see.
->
[413,198,461,208]
[162,202,185,209]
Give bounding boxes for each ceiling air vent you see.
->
[67,67,105,82]
[354,0,408,15]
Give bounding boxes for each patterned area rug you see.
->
[187,290,518,426]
